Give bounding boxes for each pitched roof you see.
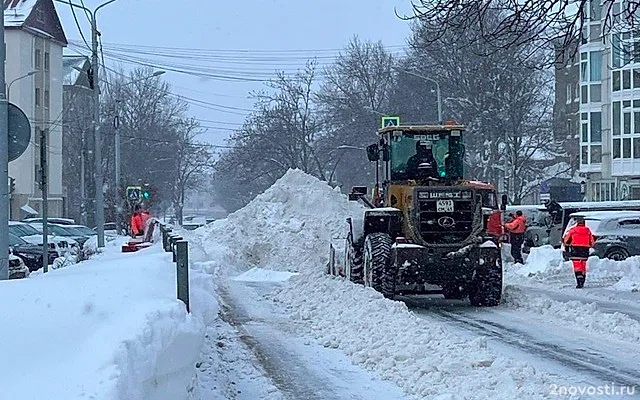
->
[4,0,67,46]
[3,0,38,27]
[62,54,89,86]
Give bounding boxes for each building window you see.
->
[581,52,588,81]
[581,112,589,142]
[581,146,589,164]
[623,69,632,89]
[590,24,601,42]
[614,138,621,159]
[613,70,621,91]
[590,51,602,81]
[566,83,572,103]
[613,101,621,135]
[591,145,602,163]
[590,84,601,102]
[625,111,632,134]
[35,88,41,107]
[591,112,602,142]
[581,85,588,103]
[590,1,602,20]
[634,138,640,158]
[44,90,49,109]
[613,33,621,68]
[44,52,50,71]
[624,137,632,158]
[35,49,41,69]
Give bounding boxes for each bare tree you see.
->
[316,37,397,190]
[170,119,213,225]
[212,63,325,211]
[406,9,565,204]
[404,0,640,64]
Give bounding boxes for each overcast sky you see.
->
[54,0,412,146]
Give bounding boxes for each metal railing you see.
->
[159,224,190,313]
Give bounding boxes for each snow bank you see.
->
[0,241,205,400]
[193,168,365,273]
[233,267,298,282]
[515,245,563,276]
[271,270,553,399]
[508,245,640,291]
[503,286,640,344]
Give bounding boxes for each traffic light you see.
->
[142,189,150,199]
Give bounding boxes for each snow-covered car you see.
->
[8,221,69,256]
[27,223,81,248]
[563,211,640,261]
[8,253,29,279]
[22,217,76,225]
[9,233,57,271]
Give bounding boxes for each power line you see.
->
[68,0,91,51]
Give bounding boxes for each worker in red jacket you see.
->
[130,206,145,238]
[563,216,595,289]
[504,210,527,264]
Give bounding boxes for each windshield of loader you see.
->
[388,129,463,181]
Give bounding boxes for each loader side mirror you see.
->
[366,144,379,162]
[349,186,367,201]
[381,144,390,161]
[500,194,508,211]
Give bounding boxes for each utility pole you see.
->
[0,3,9,281]
[90,15,105,248]
[40,129,49,273]
[80,129,86,225]
[114,105,121,235]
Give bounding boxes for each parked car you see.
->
[562,210,640,261]
[8,221,68,256]
[28,223,86,248]
[8,233,56,271]
[22,217,76,225]
[8,253,29,279]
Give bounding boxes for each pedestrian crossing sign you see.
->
[381,116,400,128]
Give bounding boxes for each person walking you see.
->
[563,216,594,289]
[505,210,527,264]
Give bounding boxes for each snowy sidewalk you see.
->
[195,270,409,400]
[0,240,204,400]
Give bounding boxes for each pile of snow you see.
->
[0,240,208,400]
[271,270,553,399]
[192,169,364,273]
[508,245,640,291]
[503,286,640,343]
[512,245,564,277]
[585,256,640,291]
[232,267,298,282]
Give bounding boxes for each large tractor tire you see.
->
[469,265,503,307]
[442,282,467,300]
[345,233,364,284]
[363,233,396,298]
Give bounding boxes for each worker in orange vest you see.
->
[504,210,527,264]
[130,205,144,238]
[563,216,595,289]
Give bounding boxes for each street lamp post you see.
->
[393,67,442,124]
[55,0,121,248]
[7,70,37,101]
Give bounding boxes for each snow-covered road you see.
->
[405,294,640,395]
[197,276,409,400]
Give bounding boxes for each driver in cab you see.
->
[406,140,438,179]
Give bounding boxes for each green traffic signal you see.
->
[142,191,150,199]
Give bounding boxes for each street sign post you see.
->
[8,103,30,162]
[381,116,400,128]
[126,186,142,205]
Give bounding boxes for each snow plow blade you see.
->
[121,241,152,253]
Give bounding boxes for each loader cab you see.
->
[368,123,465,185]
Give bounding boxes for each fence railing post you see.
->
[176,240,190,313]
